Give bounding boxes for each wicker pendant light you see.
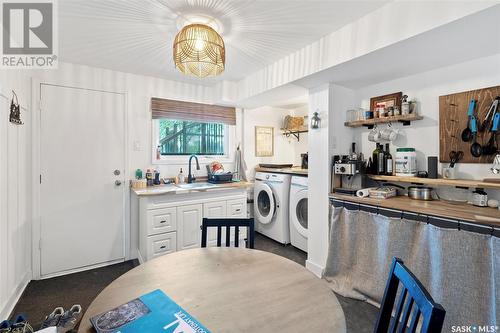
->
[173,23,225,77]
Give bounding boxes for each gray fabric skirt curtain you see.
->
[324,206,499,332]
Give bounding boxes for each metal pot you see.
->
[408,186,434,201]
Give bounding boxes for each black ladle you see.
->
[461,100,476,142]
[482,113,500,155]
[470,117,482,157]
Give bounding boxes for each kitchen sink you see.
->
[175,182,218,190]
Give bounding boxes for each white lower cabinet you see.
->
[203,201,227,247]
[226,198,247,242]
[147,232,177,259]
[136,189,248,263]
[227,198,246,217]
[147,207,177,236]
[177,204,203,251]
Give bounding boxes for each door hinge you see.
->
[40,174,42,184]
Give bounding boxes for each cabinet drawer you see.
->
[147,207,177,236]
[227,198,246,217]
[147,232,177,260]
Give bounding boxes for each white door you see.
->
[177,204,202,250]
[39,84,126,277]
[203,201,227,247]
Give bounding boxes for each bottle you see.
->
[146,169,153,186]
[385,143,393,175]
[156,146,161,160]
[377,144,385,175]
[153,169,161,185]
[367,157,373,175]
[350,142,357,161]
[372,144,379,175]
[402,95,410,115]
[177,168,185,184]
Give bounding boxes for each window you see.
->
[151,97,236,162]
[157,119,227,156]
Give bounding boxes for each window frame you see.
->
[152,118,235,165]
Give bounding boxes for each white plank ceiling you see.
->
[59,0,389,86]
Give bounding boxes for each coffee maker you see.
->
[332,143,368,195]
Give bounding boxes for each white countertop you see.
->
[131,181,253,196]
[255,167,308,175]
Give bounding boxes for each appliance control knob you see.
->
[266,175,270,179]
[340,166,346,173]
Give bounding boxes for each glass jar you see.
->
[393,106,401,116]
[395,148,417,176]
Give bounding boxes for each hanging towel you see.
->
[234,144,248,181]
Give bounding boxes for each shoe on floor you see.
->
[40,307,64,329]
[10,315,33,333]
[57,305,82,333]
[0,320,11,332]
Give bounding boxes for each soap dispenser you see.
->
[177,168,185,184]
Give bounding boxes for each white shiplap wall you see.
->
[0,83,32,320]
[0,62,226,319]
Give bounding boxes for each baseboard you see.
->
[0,271,31,320]
[306,260,324,278]
[137,251,144,265]
[128,248,138,261]
[39,258,125,280]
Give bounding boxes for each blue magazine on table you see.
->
[90,289,211,333]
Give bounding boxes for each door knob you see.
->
[114,169,121,176]
[115,180,122,186]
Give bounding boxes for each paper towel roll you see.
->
[356,187,377,198]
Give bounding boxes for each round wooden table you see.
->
[78,248,346,333]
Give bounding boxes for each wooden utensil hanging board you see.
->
[439,85,500,163]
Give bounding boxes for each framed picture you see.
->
[255,126,274,157]
[370,92,402,111]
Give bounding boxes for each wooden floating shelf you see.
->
[344,114,423,128]
[329,193,500,228]
[368,175,500,190]
[281,126,308,141]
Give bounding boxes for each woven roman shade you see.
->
[151,98,236,125]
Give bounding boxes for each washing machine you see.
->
[254,172,291,244]
[289,176,308,252]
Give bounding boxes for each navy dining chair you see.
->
[373,257,446,333]
[201,218,255,249]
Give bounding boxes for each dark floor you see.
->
[11,233,378,332]
[10,260,139,330]
[254,233,379,333]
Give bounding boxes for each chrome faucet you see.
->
[188,154,200,183]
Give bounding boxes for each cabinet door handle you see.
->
[160,245,166,249]
[160,220,167,224]
[235,209,241,212]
